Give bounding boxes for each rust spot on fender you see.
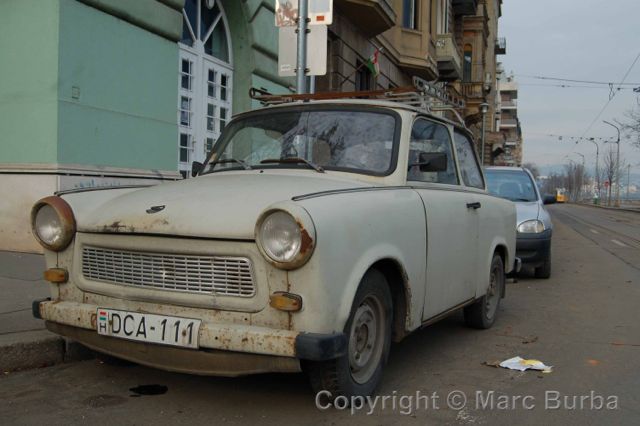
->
[296,219,314,255]
[103,221,128,232]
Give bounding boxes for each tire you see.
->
[464,254,504,329]
[305,269,393,399]
[534,248,551,279]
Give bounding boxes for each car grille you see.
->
[82,246,256,297]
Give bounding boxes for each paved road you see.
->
[1,204,639,425]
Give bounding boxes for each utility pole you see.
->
[627,164,631,201]
[574,152,585,201]
[584,139,600,200]
[603,120,621,207]
[295,0,309,94]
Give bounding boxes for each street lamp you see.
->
[480,102,489,165]
[603,120,621,207]
[580,138,600,199]
[573,152,586,201]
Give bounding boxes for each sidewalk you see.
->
[0,251,90,372]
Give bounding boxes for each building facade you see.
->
[0,0,292,252]
[495,64,523,166]
[0,0,507,252]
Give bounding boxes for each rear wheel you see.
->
[305,269,392,399]
[464,254,504,329]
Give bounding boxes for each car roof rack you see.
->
[249,77,467,128]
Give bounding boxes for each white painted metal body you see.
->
[37,102,516,374]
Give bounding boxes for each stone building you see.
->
[0,0,507,252]
[495,65,523,166]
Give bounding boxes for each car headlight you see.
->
[31,196,76,251]
[517,219,545,234]
[256,208,315,270]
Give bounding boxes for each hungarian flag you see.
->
[366,49,380,77]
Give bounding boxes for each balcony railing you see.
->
[500,118,518,127]
[436,34,462,81]
[496,37,507,55]
[460,81,485,99]
[452,0,478,16]
[335,0,396,36]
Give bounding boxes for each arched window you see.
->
[463,44,472,82]
[178,0,233,178]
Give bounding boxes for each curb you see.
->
[1,330,94,373]
[573,202,640,214]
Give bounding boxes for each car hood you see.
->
[66,172,369,240]
[515,201,540,226]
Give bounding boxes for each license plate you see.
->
[97,308,201,349]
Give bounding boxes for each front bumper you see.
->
[33,299,346,376]
[516,229,552,267]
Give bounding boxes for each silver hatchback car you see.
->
[485,167,555,278]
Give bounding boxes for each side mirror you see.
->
[409,152,448,172]
[542,194,556,205]
[191,161,204,177]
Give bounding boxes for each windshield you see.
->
[201,108,398,176]
[485,169,538,202]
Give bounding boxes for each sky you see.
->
[498,0,640,175]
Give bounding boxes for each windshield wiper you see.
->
[260,157,325,173]
[209,158,252,171]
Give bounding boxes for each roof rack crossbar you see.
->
[249,77,467,127]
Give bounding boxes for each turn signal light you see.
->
[43,268,68,284]
[269,292,303,312]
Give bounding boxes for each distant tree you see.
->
[619,106,640,149]
[542,172,565,194]
[602,145,627,206]
[522,162,540,179]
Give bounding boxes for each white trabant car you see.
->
[31,99,516,398]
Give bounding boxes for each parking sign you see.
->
[275,0,333,27]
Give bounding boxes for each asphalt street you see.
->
[1,204,638,425]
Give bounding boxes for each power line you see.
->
[516,74,640,86]
[554,52,640,162]
[578,52,640,139]
[518,83,636,90]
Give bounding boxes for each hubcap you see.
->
[348,295,385,384]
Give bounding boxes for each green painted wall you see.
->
[222,0,294,114]
[0,0,290,172]
[57,0,178,170]
[0,0,60,164]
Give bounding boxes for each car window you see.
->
[485,169,538,202]
[407,119,458,185]
[454,131,485,189]
[202,110,398,176]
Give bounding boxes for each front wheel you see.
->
[534,247,551,279]
[464,254,504,329]
[305,269,393,399]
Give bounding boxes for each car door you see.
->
[453,129,495,297]
[408,118,478,321]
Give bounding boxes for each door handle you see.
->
[466,202,482,210]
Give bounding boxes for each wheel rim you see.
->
[485,263,502,320]
[348,295,386,384]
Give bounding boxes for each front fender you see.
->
[286,189,427,335]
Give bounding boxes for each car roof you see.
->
[233,99,468,131]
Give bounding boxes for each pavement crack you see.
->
[0,308,31,316]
